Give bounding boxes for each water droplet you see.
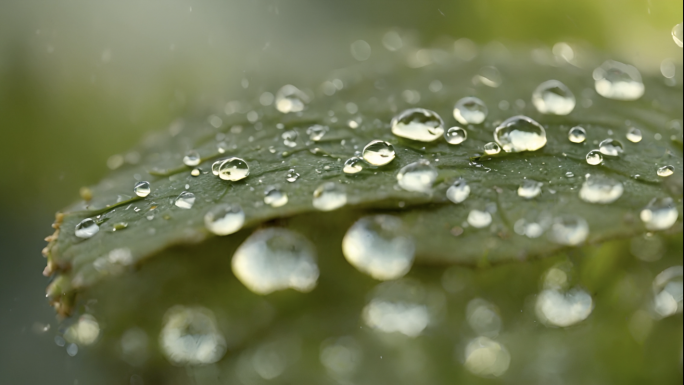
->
[494,116,547,153]
[218,157,249,181]
[568,126,586,143]
[204,203,245,235]
[362,140,396,166]
[174,191,196,209]
[517,180,542,199]
[64,314,100,346]
[75,218,99,239]
[160,306,227,365]
[396,160,438,193]
[626,127,643,143]
[532,80,576,115]
[549,215,589,246]
[453,97,488,124]
[446,178,470,204]
[282,130,298,148]
[598,138,624,156]
[232,228,319,294]
[275,85,309,113]
[579,174,623,204]
[514,218,546,238]
[264,187,288,208]
[391,108,444,142]
[306,124,329,141]
[211,159,225,175]
[191,168,200,177]
[536,287,593,327]
[350,40,371,61]
[313,182,347,211]
[320,337,362,378]
[483,142,501,155]
[474,66,502,88]
[657,165,675,177]
[593,60,644,101]
[342,215,415,280]
[133,181,151,197]
[652,266,683,318]
[640,197,679,231]
[468,210,492,228]
[362,280,433,337]
[673,23,683,48]
[444,127,468,145]
[183,150,200,166]
[586,150,603,165]
[286,169,300,183]
[343,157,364,174]
[464,337,510,378]
[466,299,502,337]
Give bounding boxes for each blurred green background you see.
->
[0,0,681,383]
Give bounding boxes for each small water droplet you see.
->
[598,138,624,156]
[160,306,227,365]
[282,130,298,148]
[532,80,576,115]
[362,140,396,166]
[444,126,468,145]
[494,116,547,153]
[264,187,288,208]
[579,174,623,204]
[484,142,501,155]
[464,337,510,378]
[672,23,683,48]
[397,160,438,193]
[75,218,99,239]
[640,197,679,231]
[232,228,319,294]
[626,127,643,143]
[191,168,200,177]
[549,215,589,246]
[306,125,329,142]
[593,60,644,101]
[275,85,309,113]
[342,215,415,280]
[518,180,542,199]
[343,157,365,174]
[204,203,244,235]
[657,165,675,177]
[468,210,492,228]
[391,108,444,142]
[218,158,249,181]
[474,66,502,88]
[133,181,151,197]
[652,266,683,318]
[446,178,470,204]
[313,182,347,211]
[453,97,488,124]
[183,150,200,166]
[174,191,196,209]
[286,169,300,183]
[568,126,586,143]
[586,150,603,165]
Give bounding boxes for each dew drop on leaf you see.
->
[593,60,644,101]
[446,178,470,204]
[532,80,576,115]
[640,197,679,231]
[391,108,444,142]
[494,116,547,153]
[75,218,99,239]
[174,191,196,209]
[217,157,249,182]
[626,127,643,143]
[517,180,543,199]
[204,203,245,235]
[362,140,395,166]
[312,182,347,211]
[484,142,501,155]
[133,181,151,198]
[579,175,623,204]
[264,187,288,208]
[598,138,624,156]
[444,126,468,145]
[467,210,492,228]
[453,97,488,125]
[657,165,675,177]
[586,150,603,165]
[568,126,586,143]
[396,160,438,193]
[182,150,200,167]
[343,157,364,175]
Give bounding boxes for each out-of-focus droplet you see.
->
[453,97,488,125]
[484,142,501,155]
[474,66,502,88]
[342,215,415,280]
[350,40,371,61]
[630,235,665,262]
[463,337,510,378]
[134,181,151,197]
[264,187,288,208]
[211,159,225,176]
[652,266,683,318]
[466,299,502,337]
[447,178,470,204]
[75,218,99,239]
[657,165,675,177]
[362,280,435,338]
[183,150,200,166]
[204,203,244,235]
[536,287,593,327]
[586,150,603,165]
[313,182,347,211]
[568,126,586,143]
[593,60,644,101]
[468,210,492,228]
[444,127,468,145]
[362,140,396,166]
[174,191,196,209]
[397,160,438,193]
[518,180,542,199]
[549,215,589,246]
[286,169,300,183]
[306,125,329,142]
[320,337,362,378]
[579,175,623,204]
[232,228,319,295]
[344,157,365,174]
[160,306,227,366]
[494,116,547,152]
[282,130,298,148]
[391,108,444,142]
[672,23,683,48]
[640,197,679,231]
[218,158,250,181]
[626,127,642,143]
[275,85,309,113]
[382,30,403,51]
[598,138,624,156]
[64,314,100,346]
[532,80,576,115]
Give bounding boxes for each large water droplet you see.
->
[657,165,675,177]
[306,124,329,142]
[362,280,433,337]
[673,23,683,48]
[468,210,492,228]
[446,178,470,204]
[204,203,245,235]
[593,60,644,101]
[134,181,151,197]
[343,157,364,175]
[518,180,542,199]
[286,169,300,183]
[652,266,683,318]
[463,337,510,378]
[264,187,288,208]
[568,126,586,143]
[494,116,547,153]
[275,85,309,113]
[444,127,468,145]
[342,215,415,280]
[313,182,347,211]
[232,228,319,295]
[362,140,396,166]
[549,215,589,246]
[218,157,250,181]
[453,97,488,124]
[483,142,501,155]
[391,108,444,142]
[640,197,679,231]
[396,160,438,193]
[160,306,227,365]
[598,138,624,156]
[579,175,623,204]
[626,127,642,143]
[532,80,576,115]
[174,191,196,209]
[183,150,200,167]
[536,288,593,327]
[75,218,99,239]
[585,150,603,166]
